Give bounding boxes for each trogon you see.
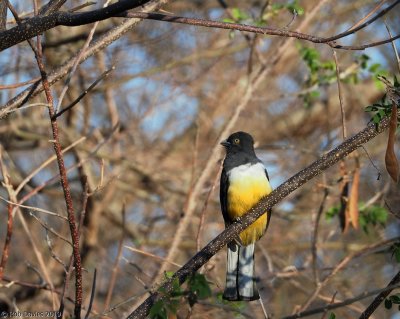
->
[220,131,272,301]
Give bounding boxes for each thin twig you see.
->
[84,269,97,319]
[333,50,347,140]
[347,0,387,31]
[0,77,41,89]
[384,20,400,73]
[124,246,182,268]
[30,213,72,245]
[15,136,86,195]
[52,66,115,119]
[45,231,68,272]
[320,292,337,319]
[0,148,14,281]
[104,205,126,311]
[311,186,329,284]
[196,161,223,252]
[55,0,113,113]
[259,296,270,319]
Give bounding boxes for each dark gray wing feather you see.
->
[220,168,230,226]
[264,168,272,229]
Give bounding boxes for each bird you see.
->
[220,131,272,301]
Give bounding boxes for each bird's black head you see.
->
[221,131,256,156]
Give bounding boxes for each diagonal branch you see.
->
[127,116,390,319]
[118,0,400,47]
[359,270,400,319]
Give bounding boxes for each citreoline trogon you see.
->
[220,131,272,301]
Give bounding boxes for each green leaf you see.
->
[360,54,370,69]
[231,8,249,22]
[393,244,400,263]
[372,114,381,124]
[326,206,340,220]
[389,294,400,304]
[166,298,180,314]
[364,105,376,112]
[222,18,235,23]
[321,61,336,71]
[149,300,168,319]
[385,298,393,309]
[271,3,285,11]
[359,204,388,234]
[288,1,305,15]
[369,63,382,73]
[188,273,212,300]
[164,271,174,279]
[394,75,400,88]
[231,8,241,20]
[309,90,320,98]
[328,313,336,319]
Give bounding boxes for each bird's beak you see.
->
[220,140,230,148]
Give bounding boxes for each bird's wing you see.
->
[264,167,272,229]
[220,167,231,226]
[264,167,270,181]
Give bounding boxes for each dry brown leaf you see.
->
[348,166,360,229]
[385,103,399,183]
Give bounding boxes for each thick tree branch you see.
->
[0,0,150,51]
[118,12,400,50]
[119,0,400,48]
[127,117,390,319]
[38,0,67,15]
[1,0,399,52]
[0,0,7,31]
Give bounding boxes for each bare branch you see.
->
[0,0,151,51]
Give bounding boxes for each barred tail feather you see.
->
[223,243,259,301]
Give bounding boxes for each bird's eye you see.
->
[233,138,240,144]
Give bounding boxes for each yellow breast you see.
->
[227,163,272,245]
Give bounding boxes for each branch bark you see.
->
[0,0,150,51]
[0,0,7,31]
[127,117,390,319]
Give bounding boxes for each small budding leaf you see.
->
[385,298,393,309]
[149,300,168,319]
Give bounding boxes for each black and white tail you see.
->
[223,243,259,301]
